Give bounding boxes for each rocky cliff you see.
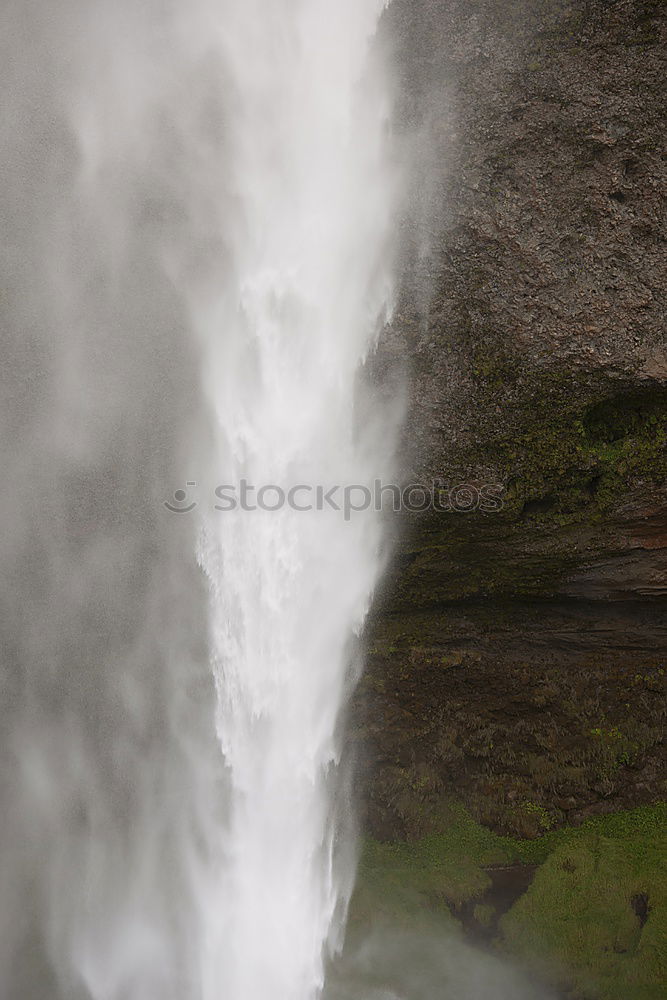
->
[356,0,666,840]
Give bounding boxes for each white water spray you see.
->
[0,2,396,998]
[196,3,396,997]
[0,3,572,1000]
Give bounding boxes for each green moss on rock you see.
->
[350,803,667,999]
[500,806,667,999]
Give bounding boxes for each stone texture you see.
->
[359,0,667,839]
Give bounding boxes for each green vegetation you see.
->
[501,822,667,1000]
[519,800,554,832]
[351,803,667,999]
[351,802,514,922]
[463,373,667,525]
[379,380,667,610]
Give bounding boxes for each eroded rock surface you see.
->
[360,0,667,839]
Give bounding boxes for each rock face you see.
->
[357,0,667,839]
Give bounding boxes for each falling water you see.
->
[196,2,396,997]
[1,1,395,998]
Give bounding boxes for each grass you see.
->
[350,802,667,999]
[352,803,510,915]
[500,807,667,1000]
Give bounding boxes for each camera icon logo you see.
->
[164,482,198,513]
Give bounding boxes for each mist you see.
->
[2,2,567,998]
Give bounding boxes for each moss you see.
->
[349,801,513,932]
[475,902,497,928]
[351,803,667,998]
[358,622,666,844]
[487,383,667,520]
[518,800,554,832]
[500,810,667,999]
[378,378,667,611]
[450,338,667,514]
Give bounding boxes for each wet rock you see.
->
[360,0,667,838]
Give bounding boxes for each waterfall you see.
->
[0,2,396,998]
[196,2,396,997]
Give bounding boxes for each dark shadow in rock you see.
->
[631,891,650,928]
[449,863,537,945]
[522,496,556,517]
